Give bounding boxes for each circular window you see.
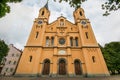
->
[59,38,65,45]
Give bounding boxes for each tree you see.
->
[102,0,120,16]
[100,42,120,74]
[0,40,9,64]
[54,0,120,16]
[54,0,85,8]
[0,0,22,18]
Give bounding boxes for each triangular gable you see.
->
[46,16,78,33]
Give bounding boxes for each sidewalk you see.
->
[0,75,120,80]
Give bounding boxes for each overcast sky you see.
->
[0,0,120,50]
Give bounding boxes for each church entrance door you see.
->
[42,59,50,75]
[74,60,82,75]
[59,59,66,75]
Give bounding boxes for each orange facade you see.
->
[15,4,110,77]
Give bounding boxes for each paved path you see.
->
[0,75,120,80]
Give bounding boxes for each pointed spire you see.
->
[44,0,49,10]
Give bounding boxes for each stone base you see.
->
[15,74,38,77]
[86,73,110,77]
[15,73,110,77]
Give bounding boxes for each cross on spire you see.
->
[61,13,63,16]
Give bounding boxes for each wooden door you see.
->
[42,60,50,75]
[74,60,82,75]
[59,60,66,75]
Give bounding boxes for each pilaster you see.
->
[32,48,42,74]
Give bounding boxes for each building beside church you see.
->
[16,2,109,77]
[0,62,4,74]
[1,44,22,76]
[0,57,6,75]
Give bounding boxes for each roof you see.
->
[44,0,49,10]
[9,44,23,53]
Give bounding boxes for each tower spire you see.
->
[44,0,49,10]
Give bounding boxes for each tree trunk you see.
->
[111,70,115,75]
[117,70,120,74]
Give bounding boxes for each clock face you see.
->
[38,20,43,24]
[59,38,65,45]
[81,20,87,25]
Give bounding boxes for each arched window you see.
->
[46,37,49,46]
[42,59,50,75]
[29,56,32,62]
[75,37,78,46]
[71,28,73,31]
[92,56,95,63]
[51,37,54,46]
[85,32,89,39]
[80,11,82,16]
[42,11,44,15]
[70,37,73,46]
[36,32,39,38]
[60,19,64,26]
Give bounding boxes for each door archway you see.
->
[74,59,82,75]
[58,59,66,75]
[42,59,50,75]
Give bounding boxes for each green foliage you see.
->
[0,40,9,64]
[102,0,120,16]
[0,0,22,18]
[55,0,120,16]
[100,42,120,74]
[54,0,86,8]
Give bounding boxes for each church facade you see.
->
[16,3,109,77]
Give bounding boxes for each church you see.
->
[16,2,110,77]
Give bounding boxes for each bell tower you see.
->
[26,1,50,46]
[73,7,109,77]
[73,7,98,46]
[38,1,50,23]
[73,8,86,23]
[16,1,51,76]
